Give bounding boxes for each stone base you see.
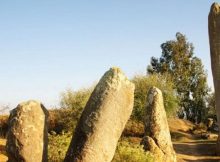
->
[141,136,176,162]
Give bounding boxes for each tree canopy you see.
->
[147,32,210,122]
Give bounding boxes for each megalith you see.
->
[64,67,135,162]
[141,87,176,162]
[6,100,48,162]
[209,2,220,154]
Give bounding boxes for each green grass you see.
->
[112,140,154,162]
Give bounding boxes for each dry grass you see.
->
[168,118,195,133]
[168,118,196,142]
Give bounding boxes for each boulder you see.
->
[6,100,48,162]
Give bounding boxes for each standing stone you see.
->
[209,2,220,154]
[6,100,48,162]
[141,87,176,162]
[64,67,135,162]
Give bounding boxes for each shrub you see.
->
[48,109,72,134]
[58,87,93,132]
[132,73,179,121]
[112,140,154,162]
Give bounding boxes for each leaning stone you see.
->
[64,67,135,162]
[141,87,176,162]
[209,2,220,155]
[6,100,48,162]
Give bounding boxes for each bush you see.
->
[132,73,179,121]
[58,87,93,132]
[48,109,73,134]
[112,140,154,162]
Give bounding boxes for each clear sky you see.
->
[0,0,218,109]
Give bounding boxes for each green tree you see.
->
[147,32,209,122]
[206,92,216,119]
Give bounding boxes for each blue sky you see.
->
[0,0,218,108]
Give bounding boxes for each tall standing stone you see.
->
[64,67,135,162]
[6,100,48,162]
[141,87,176,162]
[209,2,220,154]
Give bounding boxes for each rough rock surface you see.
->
[6,100,48,162]
[64,67,135,162]
[141,87,176,162]
[209,2,220,154]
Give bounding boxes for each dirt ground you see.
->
[174,140,220,162]
[169,118,220,162]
